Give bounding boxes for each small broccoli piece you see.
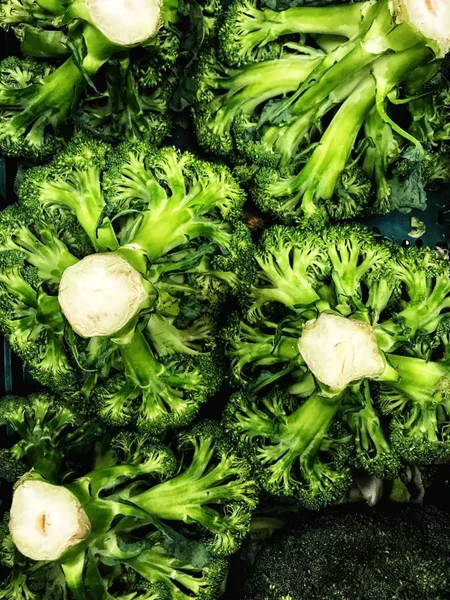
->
[0,392,100,482]
[193,48,322,161]
[19,135,118,252]
[362,108,401,215]
[219,0,368,67]
[127,421,258,555]
[124,537,228,600]
[377,354,450,465]
[0,514,14,569]
[343,381,400,479]
[381,246,450,338]
[241,504,450,600]
[224,389,353,509]
[76,54,173,145]
[0,204,79,283]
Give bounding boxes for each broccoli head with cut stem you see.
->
[1,138,253,434]
[222,222,450,479]
[6,423,254,599]
[0,0,192,159]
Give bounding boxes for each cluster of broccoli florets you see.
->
[222,224,450,508]
[0,0,222,160]
[0,1,450,599]
[192,0,450,226]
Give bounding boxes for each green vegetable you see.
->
[241,504,450,600]
[0,135,253,433]
[4,420,257,598]
[194,0,450,224]
[0,0,189,158]
[223,224,450,506]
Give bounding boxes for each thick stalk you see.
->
[382,354,450,403]
[282,392,342,454]
[116,329,164,389]
[240,2,374,46]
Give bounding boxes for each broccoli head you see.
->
[5,424,256,598]
[0,137,253,434]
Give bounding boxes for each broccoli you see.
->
[241,504,450,600]
[0,0,220,159]
[75,53,174,145]
[342,381,401,479]
[195,0,449,224]
[0,137,253,434]
[6,423,256,598]
[0,392,100,483]
[224,389,353,509]
[223,223,450,494]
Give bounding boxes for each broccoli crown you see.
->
[0,392,100,483]
[241,504,450,600]
[0,137,254,434]
[223,223,450,482]
[3,423,254,597]
[195,0,442,223]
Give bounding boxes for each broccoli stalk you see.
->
[224,389,352,508]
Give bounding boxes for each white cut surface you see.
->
[59,253,148,338]
[10,480,91,561]
[392,0,450,56]
[87,0,161,46]
[297,313,385,391]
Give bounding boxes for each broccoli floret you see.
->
[377,355,450,465]
[343,381,400,479]
[381,246,450,338]
[125,421,258,555]
[224,389,352,509]
[0,392,100,482]
[0,204,79,283]
[76,54,174,145]
[123,537,228,600]
[241,504,450,600]
[219,0,368,67]
[19,134,118,252]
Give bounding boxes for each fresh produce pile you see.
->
[0,0,448,598]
